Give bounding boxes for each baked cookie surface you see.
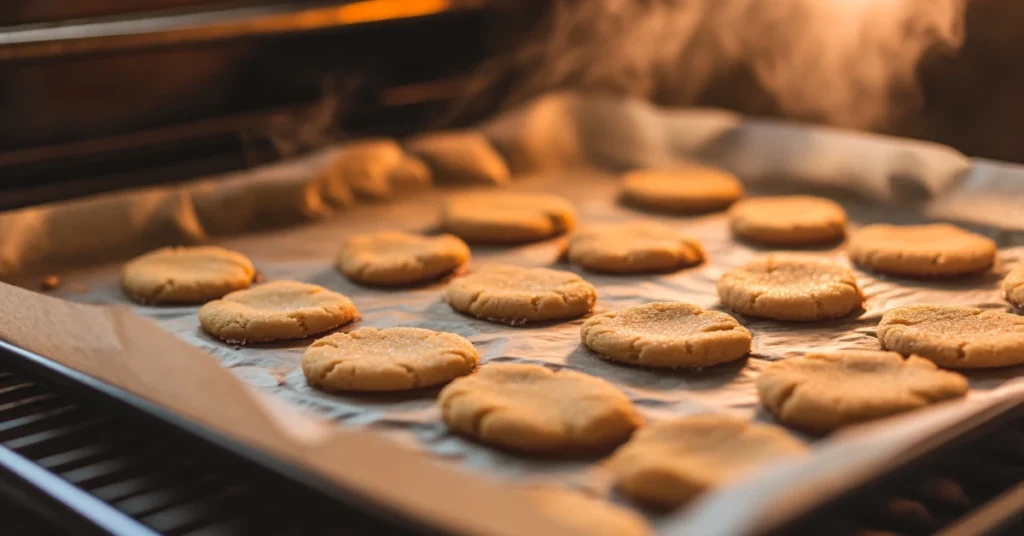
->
[527,487,652,536]
[620,167,743,213]
[302,327,478,392]
[729,195,846,246]
[198,280,357,343]
[848,224,996,278]
[580,302,751,368]
[444,265,597,324]
[757,351,968,433]
[566,221,704,274]
[441,192,576,244]
[121,246,255,304]
[336,231,470,286]
[438,363,641,454]
[406,130,510,185]
[717,256,864,321]
[1003,266,1024,308]
[609,415,806,509]
[877,305,1024,368]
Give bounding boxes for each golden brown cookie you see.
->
[877,305,1024,368]
[121,246,255,304]
[336,231,470,287]
[325,138,404,200]
[198,280,358,343]
[847,224,996,278]
[444,265,597,324]
[438,363,641,454]
[620,166,744,213]
[441,192,576,244]
[729,196,847,246]
[717,256,864,321]
[580,302,751,368]
[302,327,478,392]
[566,221,705,274]
[527,487,652,536]
[406,130,510,185]
[757,351,968,433]
[609,415,806,509]
[1002,266,1024,308]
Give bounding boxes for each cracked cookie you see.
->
[717,256,864,321]
[199,280,358,343]
[302,327,478,392]
[122,246,255,304]
[438,363,641,454]
[609,414,806,509]
[526,487,652,536]
[336,231,470,286]
[757,351,968,433]
[566,221,705,274]
[1003,266,1024,308]
[729,195,846,246]
[848,224,996,278]
[441,192,576,244]
[444,265,597,324]
[580,302,751,368]
[877,305,1024,368]
[620,166,743,214]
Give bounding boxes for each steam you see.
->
[497,0,966,130]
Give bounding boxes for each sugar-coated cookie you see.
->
[337,231,470,286]
[444,265,597,324]
[757,351,968,433]
[303,327,478,392]
[729,196,846,246]
[438,363,641,454]
[580,302,751,368]
[122,246,254,304]
[848,224,996,278]
[877,305,1024,368]
[620,166,743,214]
[199,280,357,343]
[441,192,576,244]
[717,256,863,321]
[566,221,704,274]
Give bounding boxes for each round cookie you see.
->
[877,305,1024,368]
[609,415,807,509]
[620,166,744,214]
[580,302,751,368]
[302,327,478,392]
[527,487,652,536]
[566,221,704,274]
[757,351,968,433]
[717,256,864,321]
[121,246,255,304]
[336,231,470,286]
[847,224,996,278]
[198,280,358,343]
[729,196,846,246]
[1002,265,1024,308]
[441,192,576,244]
[438,363,641,454]
[444,265,597,325]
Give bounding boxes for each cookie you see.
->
[406,130,511,185]
[620,166,744,213]
[609,415,806,509]
[527,487,652,536]
[336,231,470,287]
[438,363,641,454]
[847,224,996,278]
[441,192,576,244]
[121,246,255,304]
[302,327,478,392]
[877,305,1024,368]
[566,221,704,274]
[580,302,751,368]
[198,280,358,343]
[444,265,597,324]
[326,138,404,200]
[387,154,432,190]
[1002,266,1024,308]
[717,256,864,321]
[729,196,846,246]
[757,351,968,433]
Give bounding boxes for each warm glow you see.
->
[293,0,458,28]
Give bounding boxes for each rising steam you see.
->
[496,0,966,130]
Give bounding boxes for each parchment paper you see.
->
[3,93,1024,535]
